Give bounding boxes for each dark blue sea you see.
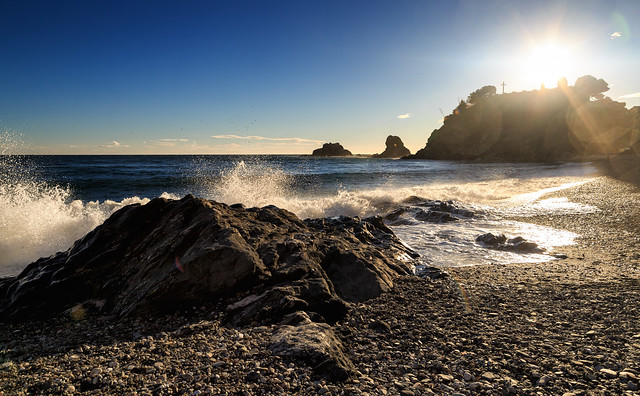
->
[1,154,599,276]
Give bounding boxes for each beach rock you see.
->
[476,233,545,253]
[384,198,474,225]
[373,135,411,158]
[269,322,357,381]
[312,142,353,157]
[0,195,416,323]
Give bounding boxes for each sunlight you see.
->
[521,42,577,89]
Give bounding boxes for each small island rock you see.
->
[373,135,411,158]
[312,142,353,157]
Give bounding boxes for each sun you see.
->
[521,42,576,89]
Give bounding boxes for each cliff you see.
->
[408,76,638,162]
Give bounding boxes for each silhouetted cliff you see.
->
[373,135,411,158]
[408,76,638,162]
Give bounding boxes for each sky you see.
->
[1,0,639,155]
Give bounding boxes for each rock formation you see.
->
[311,142,353,157]
[0,195,416,323]
[373,135,411,158]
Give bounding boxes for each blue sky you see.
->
[1,0,639,154]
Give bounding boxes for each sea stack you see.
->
[373,135,411,158]
[311,142,353,157]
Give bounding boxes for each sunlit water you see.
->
[0,143,599,276]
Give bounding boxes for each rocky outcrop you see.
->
[0,195,416,324]
[312,142,353,157]
[373,135,411,158]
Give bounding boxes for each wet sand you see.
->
[1,176,639,395]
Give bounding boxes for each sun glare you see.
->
[522,42,576,89]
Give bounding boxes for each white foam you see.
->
[0,179,156,276]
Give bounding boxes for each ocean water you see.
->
[0,153,599,277]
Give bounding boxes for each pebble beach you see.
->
[1,175,639,395]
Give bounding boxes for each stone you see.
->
[620,371,638,381]
[481,372,497,381]
[369,320,391,333]
[372,135,411,158]
[269,322,356,381]
[437,374,454,383]
[537,375,551,386]
[476,233,544,253]
[599,368,617,378]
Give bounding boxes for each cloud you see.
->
[99,140,130,148]
[160,138,189,142]
[211,135,323,143]
[396,113,412,119]
[619,92,640,99]
[610,32,622,39]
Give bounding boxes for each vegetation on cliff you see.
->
[409,75,640,161]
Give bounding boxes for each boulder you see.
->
[476,233,544,253]
[373,135,411,158]
[269,322,357,381]
[311,142,353,157]
[384,197,474,226]
[0,195,417,323]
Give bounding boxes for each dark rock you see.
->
[269,322,357,381]
[369,319,391,333]
[384,198,474,225]
[373,135,411,158]
[476,233,545,254]
[476,233,508,246]
[0,195,416,323]
[311,142,353,157]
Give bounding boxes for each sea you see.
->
[0,154,600,277]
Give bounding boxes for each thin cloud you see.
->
[610,32,622,39]
[396,113,412,119]
[99,140,129,148]
[160,138,189,142]
[619,92,640,99]
[211,135,323,143]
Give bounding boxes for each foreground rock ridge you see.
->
[0,195,416,323]
[0,195,420,379]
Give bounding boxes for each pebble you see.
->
[599,368,618,378]
[537,375,551,386]
[481,371,497,381]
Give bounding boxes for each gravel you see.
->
[1,176,639,395]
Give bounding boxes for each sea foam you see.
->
[0,145,162,276]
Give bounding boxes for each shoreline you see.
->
[1,177,639,394]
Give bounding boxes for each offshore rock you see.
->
[373,135,411,158]
[312,142,353,157]
[0,195,416,323]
